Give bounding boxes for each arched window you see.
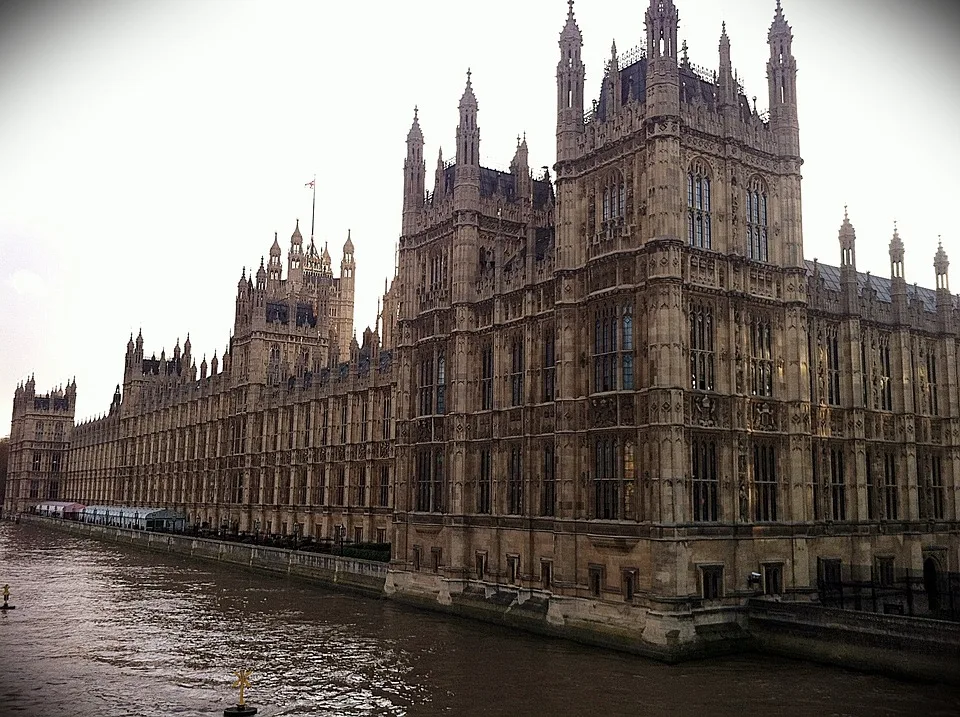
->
[687,161,712,249]
[594,438,619,520]
[746,177,768,261]
[267,345,281,385]
[601,172,625,225]
[436,354,446,414]
[690,304,715,391]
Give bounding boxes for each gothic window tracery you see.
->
[749,315,774,397]
[829,446,846,521]
[542,326,556,402]
[690,303,715,391]
[594,438,620,520]
[925,343,939,415]
[593,304,633,392]
[691,436,718,522]
[687,160,712,249]
[415,448,444,513]
[509,337,524,406]
[753,441,778,522]
[478,448,492,514]
[480,342,494,410]
[877,333,893,411]
[541,442,556,517]
[825,324,841,406]
[600,171,625,225]
[746,177,769,262]
[267,345,281,386]
[507,445,523,515]
[417,348,446,416]
[918,452,945,521]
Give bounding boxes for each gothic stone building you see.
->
[6,1,959,656]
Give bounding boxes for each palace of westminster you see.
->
[6,1,959,647]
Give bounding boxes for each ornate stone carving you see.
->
[694,394,716,427]
[754,401,774,431]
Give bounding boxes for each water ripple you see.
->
[1,522,956,717]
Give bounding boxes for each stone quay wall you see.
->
[748,598,960,684]
[26,516,387,596]
[21,516,960,684]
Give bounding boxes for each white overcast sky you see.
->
[1,0,958,434]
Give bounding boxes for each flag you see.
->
[305,179,315,188]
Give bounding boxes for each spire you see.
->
[291,218,302,242]
[343,228,354,256]
[557,0,585,161]
[935,237,950,292]
[561,0,581,41]
[407,105,424,144]
[457,68,480,168]
[839,206,856,269]
[270,231,281,258]
[767,0,799,154]
[769,0,790,39]
[460,68,477,108]
[718,20,736,112]
[403,105,426,232]
[645,0,679,61]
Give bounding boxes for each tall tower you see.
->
[288,220,304,289]
[455,70,480,182]
[889,222,906,304]
[267,232,282,290]
[338,231,356,364]
[403,107,426,235]
[935,240,951,320]
[767,0,799,157]
[452,70,480,305]
[643,0,682,242]
[5,377,76,514]
[555,0,585,272]
[838,207,858,313]
[717,22,737,133]
[556,0,584,164]
[767,1,803,267]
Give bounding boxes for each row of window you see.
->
[226,464,392,509]
[691,305,773,396]
[410,546,786,603]
[686,167,769,262]
[812,328,941,414]
[411,440,948,524]
[34,422,66,441]
[418,304,772,409]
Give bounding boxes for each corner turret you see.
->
[556,0,585,163]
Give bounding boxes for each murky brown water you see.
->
[0,522,957,717]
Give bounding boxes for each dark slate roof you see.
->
[805,260,940,312]
[442,165,553,210]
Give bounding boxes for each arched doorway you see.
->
[923,557,940,614]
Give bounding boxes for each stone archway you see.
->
[923,557,940,614]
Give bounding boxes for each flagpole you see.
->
[309,173,316,245]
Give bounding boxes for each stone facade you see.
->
[5,0,960,655]
[6,377,76,512]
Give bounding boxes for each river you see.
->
[0,522,956,716]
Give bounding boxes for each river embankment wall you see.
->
[24,515,387,596]
[19,516,960,684]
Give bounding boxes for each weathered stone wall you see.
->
[23,516,960,684]
[29,516,386,597]
[748,598,960,684]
